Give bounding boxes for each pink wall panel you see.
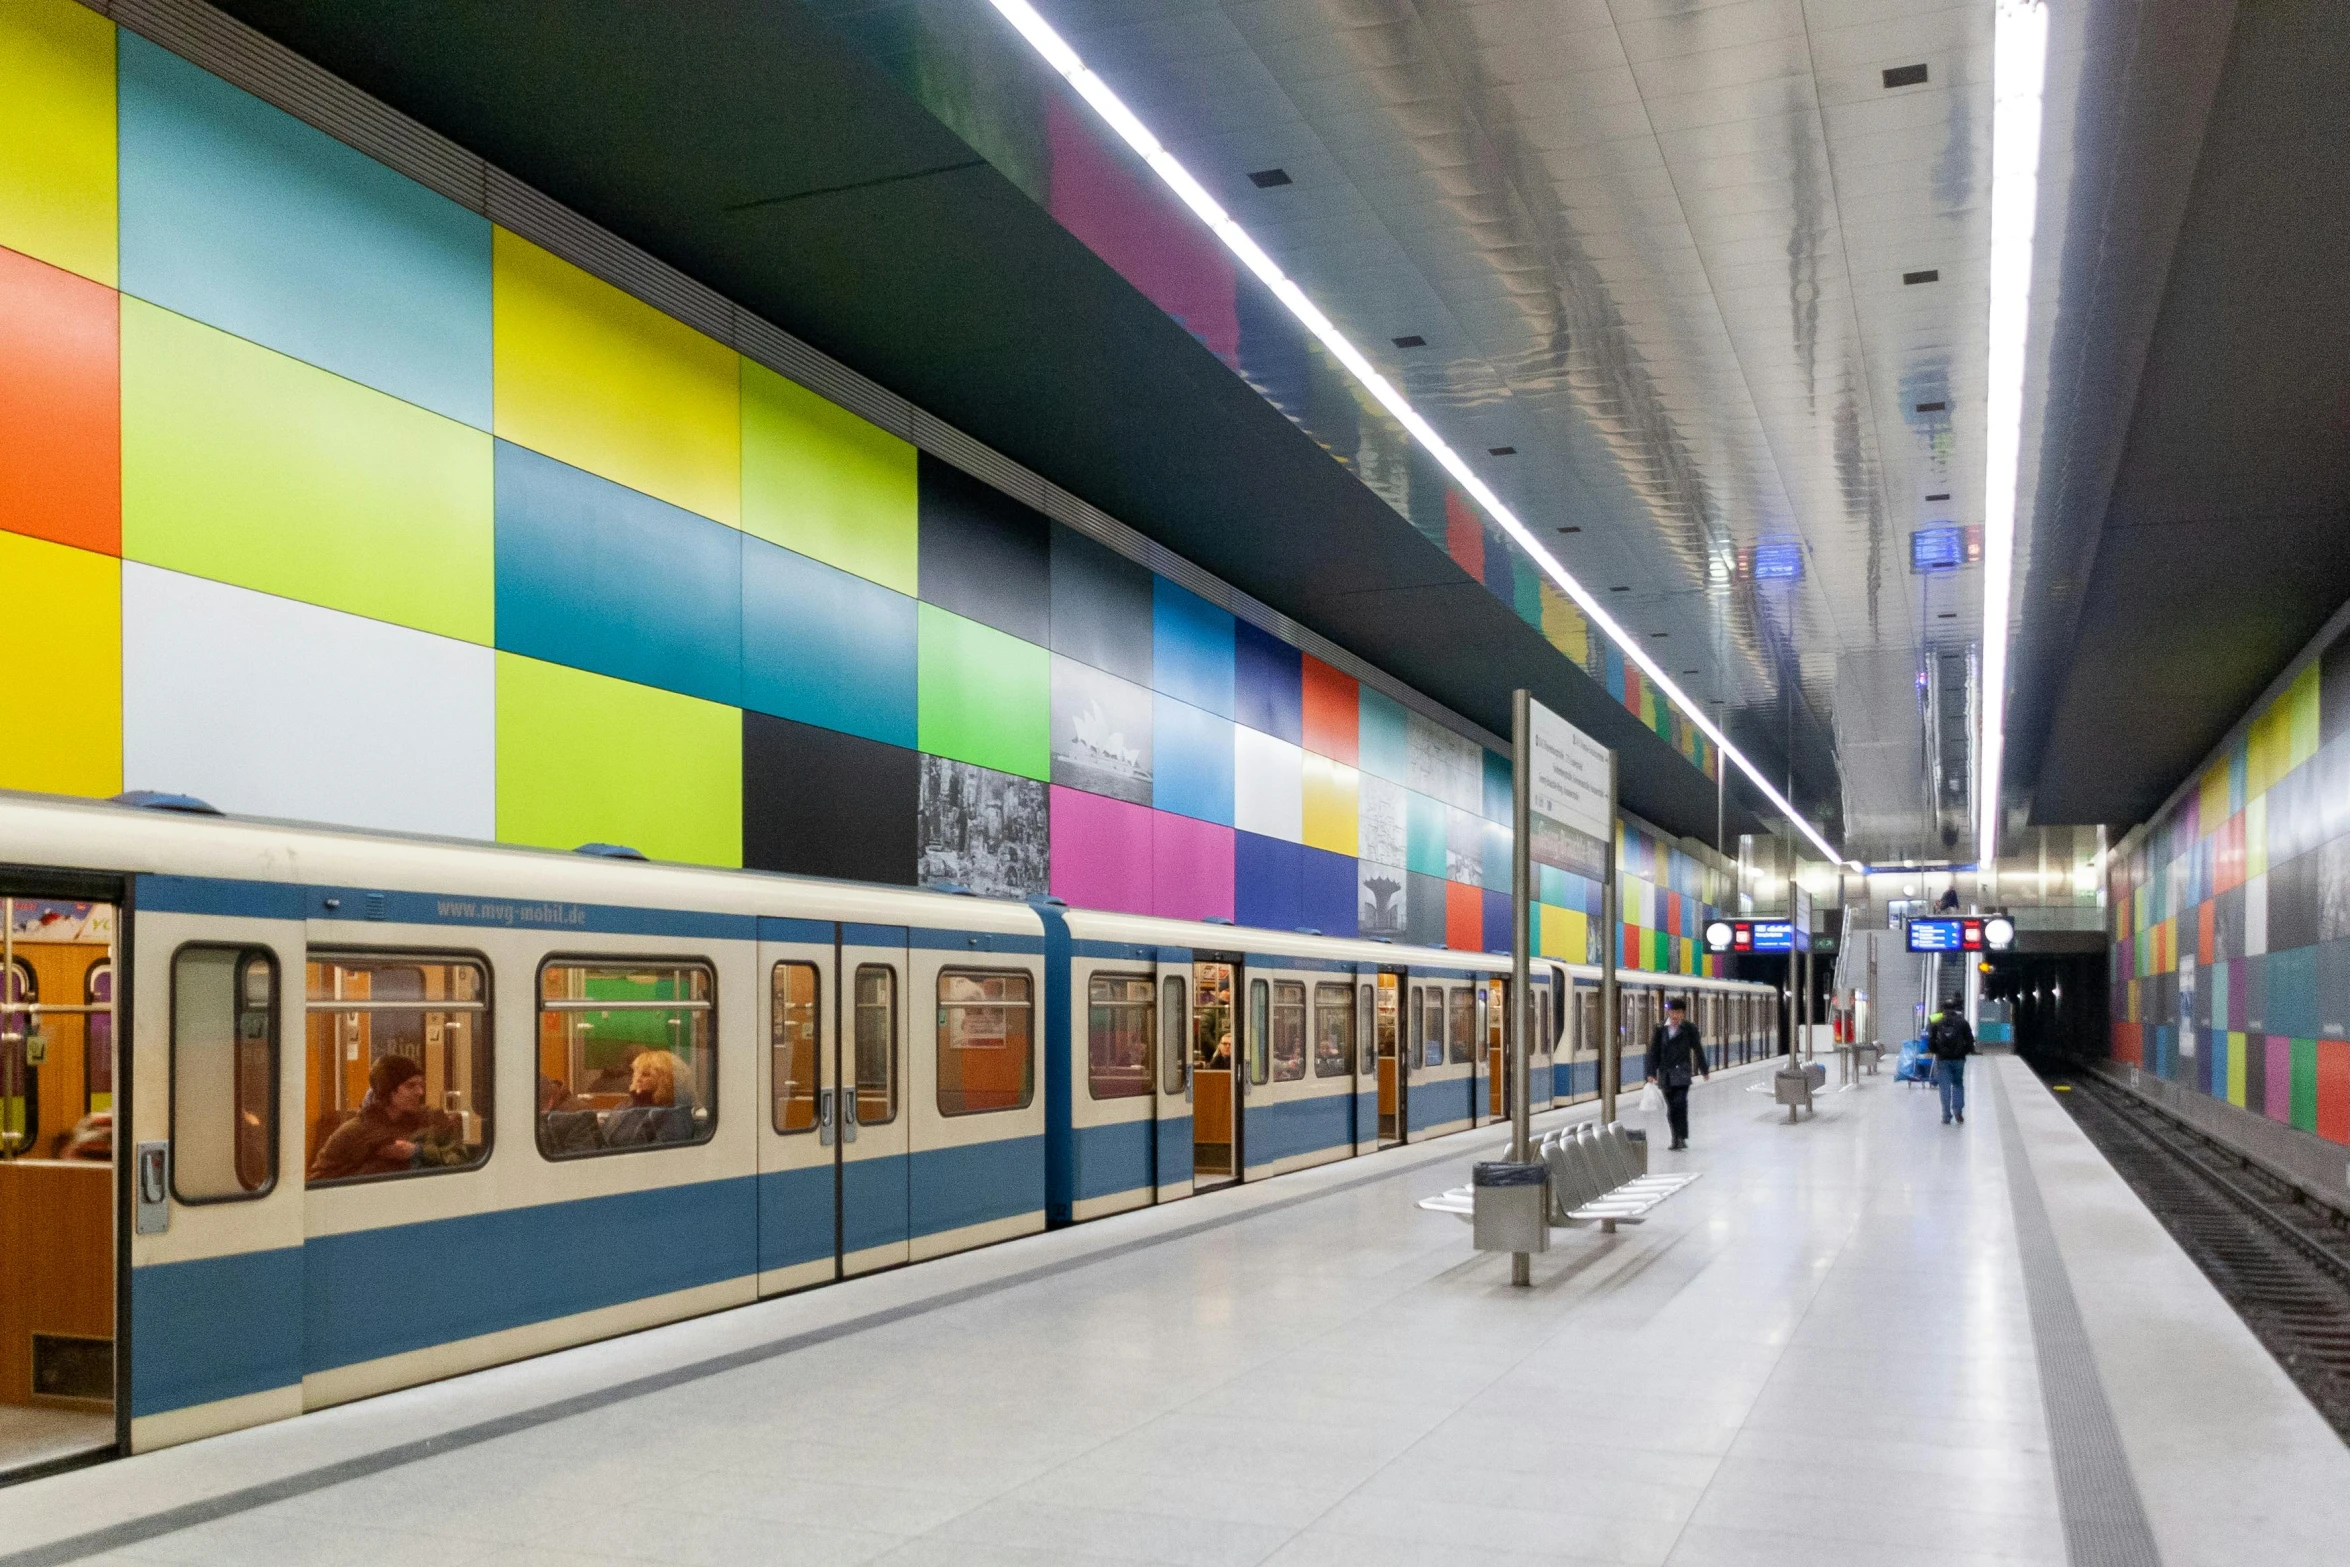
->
[1050,785,1153,914]
[1153,810,1234,923]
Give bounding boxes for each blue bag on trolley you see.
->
[1896,1038,1934,1083]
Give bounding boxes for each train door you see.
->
[757,919,837,1293]
[0,892,119,1477]
[1190,958,1238,1190]
[1153,959,1192,1202]
[1529,968,1556,1110]
[1574,982,1599,1101]
[1241,970,1316,1181]
[1484,976,1506,1120]
[1404,978,1473,1138]
[1374,970,1404,1146]
[1352,972,1379,1156]
[837,927,910,1276]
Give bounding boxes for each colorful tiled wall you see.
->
[2111,632,2350,1146]
[0,2,1724,969]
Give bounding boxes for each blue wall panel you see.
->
[1234,621,1303,744]
[1236,830,1303,932]
[1151,580,1234,718]
[741,534,917,747]
[495,441,741,706]
[1483,888,1510,953]
[118,35,492,429]
[130,1246,305,1416]
[1301,845,1359,938]
[1483,749,1513,822]
[1153,694,1236,825]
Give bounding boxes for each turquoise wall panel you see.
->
[1406,790,1447,878]
[1359,687,1408,782]
[117,35,492,428]
[494,441,740,706]
[741,533,916,748]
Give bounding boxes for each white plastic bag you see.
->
[1637,1080,1666,1116]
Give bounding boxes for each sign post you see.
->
[1521,694,1616,1131]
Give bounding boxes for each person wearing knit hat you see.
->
[309,1053,442,1182]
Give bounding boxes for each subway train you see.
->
[0,790,1779,1469]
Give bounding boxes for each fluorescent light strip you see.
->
[985,0,1850,868]
[1979,0,2049,866]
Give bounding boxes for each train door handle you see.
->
[842,1092,859,1145]
[818,1088,836,1147]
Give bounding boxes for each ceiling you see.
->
[203,0,2350,857]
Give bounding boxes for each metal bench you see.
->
[1419,1121,1701,1232]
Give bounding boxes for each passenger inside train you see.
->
[536,962,716,1156]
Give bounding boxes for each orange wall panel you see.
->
[0,244,117,554]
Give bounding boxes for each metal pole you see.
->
[1599,750,1621,1126]
[1509,690,1533,1287]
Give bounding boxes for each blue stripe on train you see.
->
[1244,1091,1355,1165]
[130,1245,304,1416]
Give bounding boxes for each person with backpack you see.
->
[1646,996,1711,1151]
[1928,1008,1976,1124]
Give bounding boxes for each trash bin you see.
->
[1471,1161,1550,1253]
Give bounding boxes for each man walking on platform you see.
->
[1929,1008,1975,1124]
[1647,997,1710,1151]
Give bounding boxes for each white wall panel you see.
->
[1232,725,1304,844]
[123,565,494,838]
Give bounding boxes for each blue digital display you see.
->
[1744,920,1794,953]
[1907,917,1983,953]
[1910,526,1966,573]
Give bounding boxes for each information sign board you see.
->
[1906,917,1985,953]
[1526,699,1611,875]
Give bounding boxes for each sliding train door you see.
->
[1189,956,1239,1191]
[0,889,119,1477]
[757,918,838,1294]
[1153,958,1192,1202]
[1374,970,1405,1146]
[836,926,910,1276]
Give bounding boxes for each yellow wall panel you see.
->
[2247,793,2269,881]
[2287,662,2320,771]
[2198,760,2230,837]
[740,359,916,594]
[492,228,739,525]
[0,0,116,285]
[1300,753,1359,856]
[0,532,118,797]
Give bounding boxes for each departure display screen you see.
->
[1906,918,1984,953]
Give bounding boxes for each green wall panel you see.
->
[496,652,741,866]
[121,297,492,641]
[917,603,1048,780]
[741,359,917,595]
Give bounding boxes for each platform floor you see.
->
[5,1056,2348,1567]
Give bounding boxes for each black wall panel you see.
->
[918,452,1050,643]
[1049,523,1153,684]
[743,712,918,885]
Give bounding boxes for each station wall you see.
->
[2112,622,2350,1147]
[0,0,1723,971]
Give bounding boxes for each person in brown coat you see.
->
[310,1054,446,1182]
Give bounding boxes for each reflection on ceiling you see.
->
[819,0,2106,862]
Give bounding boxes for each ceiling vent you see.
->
[1883,63,1929,88]
[1391,334,1426,348]
[1925,492,1950,501]
[1915,400,1947,413]
[1902,269,1940,285]
[1487,445,1516,456]
[1246,167,1292,188]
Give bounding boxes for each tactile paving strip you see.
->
[1991,1064,2164,1567]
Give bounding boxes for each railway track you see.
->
[2050,1069,2350,1441]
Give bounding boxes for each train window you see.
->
[1,958,33,1157]
[853,965,899,1126]
[85,959,113,1114]
[305,953,491,1186]
[1447,986,1476,1065]
[1087,973,1154,1100]
[771,962,821,1134]
[536,960,716,1158]
[1270,980,1306,1081]
[1420,986,1443,1068]
[937,970,1033,1116]
[1356,983,1373,1075]
[1161,975,1187,1095]
[1247,979,1271,1085]
[170,945,277,1201]
[1315,983,1354,1078]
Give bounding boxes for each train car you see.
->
[0,788,1778,1479]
